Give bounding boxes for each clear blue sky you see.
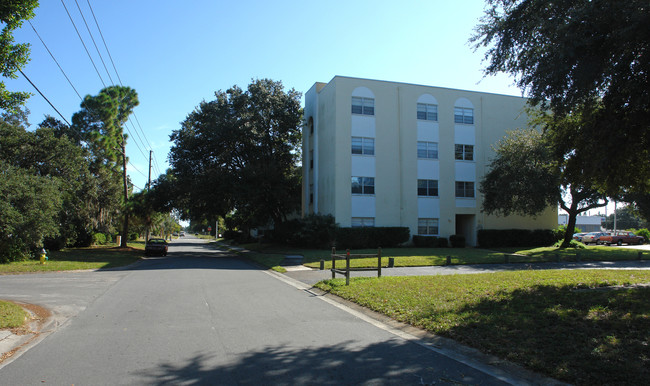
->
[8,0,523,193]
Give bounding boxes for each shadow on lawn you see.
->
[437,285,650,385]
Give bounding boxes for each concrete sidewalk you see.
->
[283,258,650,286]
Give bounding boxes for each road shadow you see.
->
[134,339,509,385]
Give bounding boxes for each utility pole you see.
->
[145,150,152,242]
[148,150,152,190]
[120,135,129,248]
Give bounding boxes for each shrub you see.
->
[129,232,139,241]
[449,234,466,248]
[634,228,649,243]
[92,233,107,246]
[412,235,437,247]
[223,230,242,241]
[477,229,556,248]
[554,239,586,249]
[334,227,410,249]
[43,236,66,251]
[273,214,336,248]
[437,237,448,248]
[0,239,30,264]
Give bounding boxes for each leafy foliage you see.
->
[169,79,302,228]
[477,229,558,248]
[272,214,336,248]
[0,160,62,262]
[72,86,139,246]
[0,0,38,112]
[334,227,410,249]
[472,0,650,195]
[480,126,606,247]
[480,129,558,216]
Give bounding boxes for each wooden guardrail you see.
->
[331,247,382,285]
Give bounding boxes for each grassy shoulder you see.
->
[0,243,144,274]
[315,269,650,385]
[231,243,647,270]
[0,300,28,329]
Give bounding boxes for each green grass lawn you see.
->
[0,300,28,329]
[315,269,650,385]
[232,243,647,270]
[0,243,144,274]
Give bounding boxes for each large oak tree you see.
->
[169,79,302,231]
[472,0,650,197]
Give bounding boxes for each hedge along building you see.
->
[302,76,557,246]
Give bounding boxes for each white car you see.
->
[581,232,607,244]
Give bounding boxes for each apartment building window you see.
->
[455,181,475,198]
[454,107,474,124]
[455,144,474,161]
[417,103,438,121]
[417,179,438,197]
[417,141,438,159]
[309,184,313,204]
[352,217,375,227]
[352,97,374,115]
[351,177,375,195]
[418,218,439,235]
[351,137,375,155]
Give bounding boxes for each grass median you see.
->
[315,269,650,385]
[0,243,144,274]
[233,243,647,270]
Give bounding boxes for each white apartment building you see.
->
[302,76,557,246]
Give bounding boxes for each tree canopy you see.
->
[480,124,606,247]
[0,0,39,113]
[168,79,302,230]
[472,0,650,195]
[72,86,139,247]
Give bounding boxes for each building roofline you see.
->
[312,75,528,100]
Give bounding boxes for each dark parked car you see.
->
[145,238,168,256]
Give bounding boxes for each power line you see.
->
[73,0,114,85]
[60,0,106,88]
[84,0,154,155]
[27,20,82,100]
[19,69,71,126]
[85,0,123,86]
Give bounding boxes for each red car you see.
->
[598,232,645,246]
[145,238,168,256]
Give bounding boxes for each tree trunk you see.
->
[561,208,578,248]
[121,139,129,248]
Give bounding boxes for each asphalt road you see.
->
[0,237,541,385]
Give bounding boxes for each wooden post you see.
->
[319,259,324,270]
[345,249,350,286]
[446,256,451,265]
[331,247,336,279]
[378,247,382,278]
[639,251,643,260]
